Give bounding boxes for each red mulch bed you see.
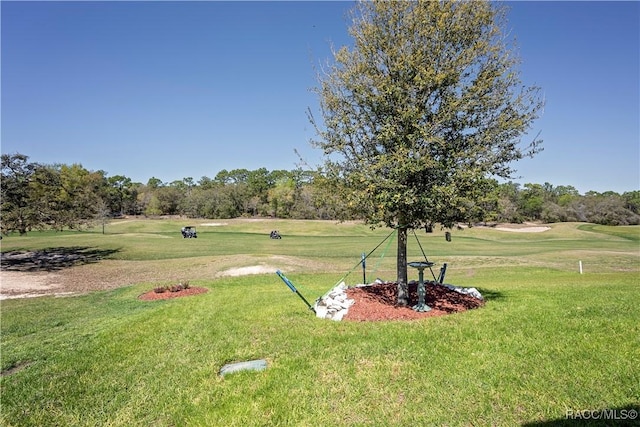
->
[343,281,484,321]
[138,286,208,301]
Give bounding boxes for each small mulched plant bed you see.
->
[138,286,208,301]
[344,281,484,321]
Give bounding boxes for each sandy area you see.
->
[493,226,550,233]
[0,271,74,299]
[218,265,277,277]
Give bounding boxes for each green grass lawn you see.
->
[1,220,639,426]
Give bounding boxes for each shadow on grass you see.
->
[475,287,506,301]
[521,404,640,426]
[0,247,120,272]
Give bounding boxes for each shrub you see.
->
[153,281,190,293]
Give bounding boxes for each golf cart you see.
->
[270,230,282,239]
[181,226,197,238]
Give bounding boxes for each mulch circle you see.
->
[138,287,208,301]
[344,281,485,321]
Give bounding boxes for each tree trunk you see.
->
[396,226,409,306]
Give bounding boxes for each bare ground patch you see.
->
[1,361,34,377]
[0,252,334,299]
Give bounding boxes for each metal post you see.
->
[362,252,366,284]
[417,268,426,308]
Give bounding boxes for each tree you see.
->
[494,182,522,223]
[268,175,296,218]
[519,183,545,220]
[154,185,184,216]
[554,185,580,207]
[623,191,640,215]
[1,154,105,234]
[146,177,164,189]
[105,175,135,216]
[309,0,543,304]
[1,153,41,235]
[247,168,274,215]
[31,163,104,231]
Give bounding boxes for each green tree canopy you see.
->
[310,0,544,304]
[1,153,41,235]
[1,154,106,234]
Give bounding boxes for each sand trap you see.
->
[494,226,550,233]
[201,222,227,226]
[219,265,276,277]
[122,233,171,238]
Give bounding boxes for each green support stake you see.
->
[276,270,316,313]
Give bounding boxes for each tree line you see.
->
[2,153,638,235]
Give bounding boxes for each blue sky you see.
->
[2,1,638,194]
